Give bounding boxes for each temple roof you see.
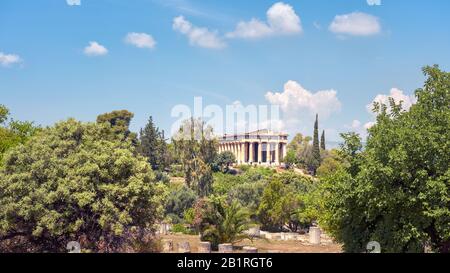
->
[223,129,288,137]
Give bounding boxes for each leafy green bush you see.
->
[212,172,244,196]
[257,172,317,232]
[164,185,197,224]
[212,151,236,173]
[171,223,193,235]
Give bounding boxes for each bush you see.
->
[227,181,266,218]
[164,185,197,224]
[257,172,317,232]
[155,171,171,184]
[171,223,193,235]
[212,172,244,196]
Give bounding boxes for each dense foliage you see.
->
[257,172,316,232]
[164,184,197,224]
[321,66,450,253]
[138,116,168,171]
[0,119,164,252]
[212,151,236,173]
[172,118,217,197]
[311,114,321,174]
[0,105,39,167]
[193,197,250,250]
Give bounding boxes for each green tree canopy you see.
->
[322,65,450,253]
[97,110,137,142]
[0,119,164,252]
[212,151,236,173]
[0,104,9,125]
[0,105,39,167]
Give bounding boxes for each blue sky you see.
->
[1,0,450,143]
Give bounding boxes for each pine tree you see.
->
[311,114,321,175]
[320,130,326,150]
[138,116,167,171]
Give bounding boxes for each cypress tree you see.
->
[312,114,321,174]
[138,116,167,170]
[320,130,326,150]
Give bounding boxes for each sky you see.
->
[1,0,450,144]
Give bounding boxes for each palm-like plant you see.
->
[200,198,251,249]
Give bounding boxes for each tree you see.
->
[311,114,321,175]
[322,65,450,253]
[320,130,326,150]
[197,197,250,250]
[97,110,137,143]
[316,150,343,178]
[172,118,217,197]
[283,150,298,169]
[257,179,292,232]
[0,105,39,167]
[212,151,236,173]
[227,181,266,220]
[0,119,164,252]
[164,185,197,224]
[138,116,168,171]
[287,133,313,170]
[338,132,363,177]
[0,104,9,125]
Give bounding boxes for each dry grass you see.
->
[160,234,342,253]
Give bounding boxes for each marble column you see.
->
[237,143,241,164]
[238,143,242,164]
[258,142,262,164]
[249,142,254,163]
[274,142,279,164]
[263,142,268,163]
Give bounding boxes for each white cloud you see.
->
[351,120,361,129]
[265,80,341,132]
[125,32,156,49]
[364,121,376,129]
[173,16,226,49]
[367,0,381,6]
[329,12,381,36]
[228,100,285,135]
[367,88,416,114]
[226,2,302,39]
[0,52,22,67]
[361,88,416,133]
[66,0,81,6]
[83,41,108,56]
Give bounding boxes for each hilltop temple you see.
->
[218,129,288,166]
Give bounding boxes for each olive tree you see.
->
[0,119,164,252]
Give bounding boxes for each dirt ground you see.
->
[160,234,342,253]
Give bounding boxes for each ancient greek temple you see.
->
[218,129,288,166]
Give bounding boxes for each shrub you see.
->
[164,185,197,224]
